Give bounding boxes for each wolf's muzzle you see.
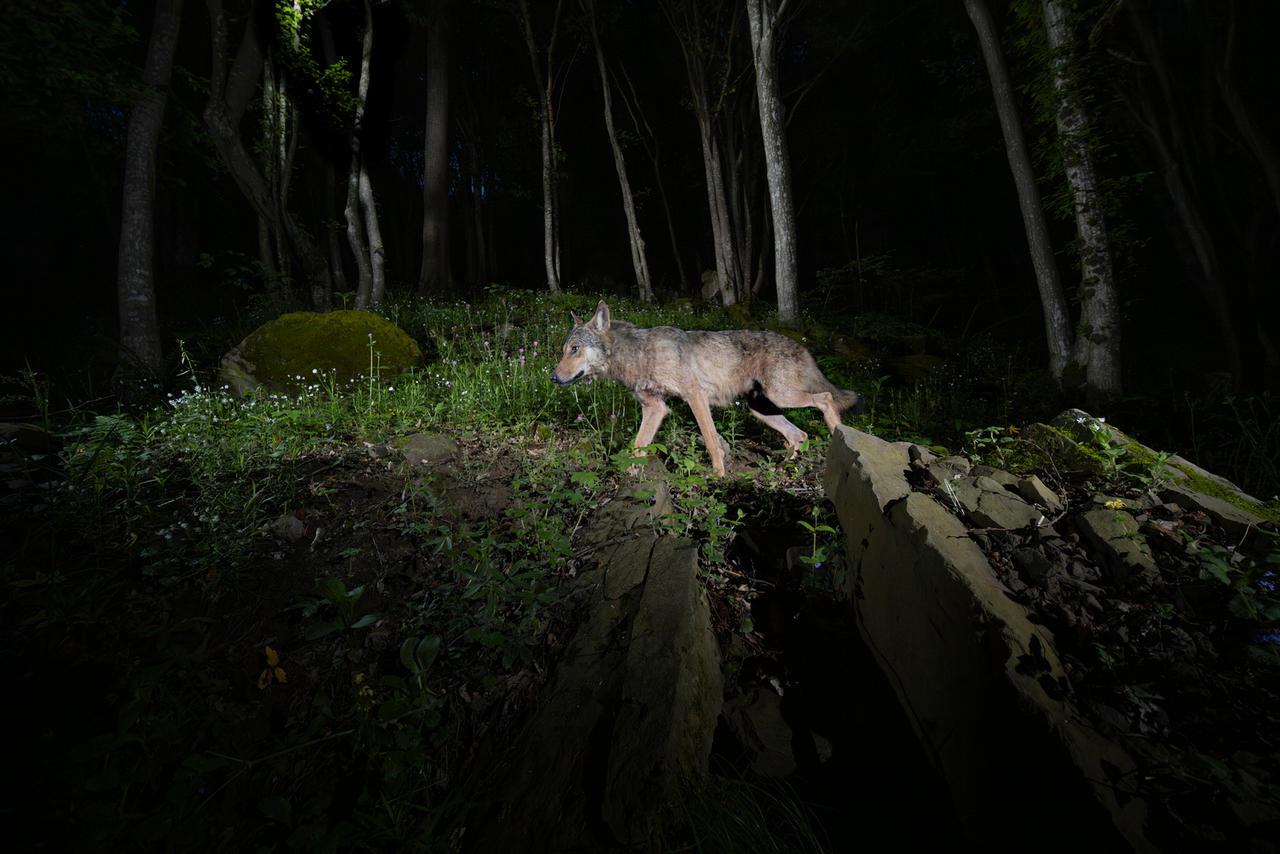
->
[550,371,584,386]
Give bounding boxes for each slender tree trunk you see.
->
[359,162,385,306]
[1043,0,1121,401]
[690,59,737,303]
[418,8,450,296]
[616,66,691,289]
[259,55,287,297]
[348,0,384,309]
[205,0,331,310]
[344,162,372,306]
[704,125,738,304]
[1124,5,1241,383]
[324,162,348,294]
[585,0,653,301]
[963,0,1072,381]
[746,0,798,322]
[457,93,488,287]
[665,0,739,304]
[518,0,562,293]
[115,0,183,386]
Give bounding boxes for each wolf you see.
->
[551,301,863,477]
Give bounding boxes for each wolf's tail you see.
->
[834,387,864,416]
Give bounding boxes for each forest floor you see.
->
[5,413,1278,851]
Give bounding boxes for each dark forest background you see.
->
[1,0,1277,403]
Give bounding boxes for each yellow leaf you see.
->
[274,667,288,684]
[265,646,279,666]
[257,669,269,690]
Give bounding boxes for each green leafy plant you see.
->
[1189,532,1280,625]
[964,424,1016,467]
[306,577,381,639]
[797,505,844,590]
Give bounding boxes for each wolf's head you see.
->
[550,301,611,386]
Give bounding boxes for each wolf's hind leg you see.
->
[761,385,844,434]
[747,386,809,451]
[810,390,844,433]
[685,386,728,476]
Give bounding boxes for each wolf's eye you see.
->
[570,346,579,354]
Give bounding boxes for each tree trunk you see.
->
[456,90,489,288]
[585,0,653,302]
[747,0,798,322]
[345,154,373,307]
[1123,4,1242,384]
[703,123,738,304]
[517,0,562,293]
[357,0,384,306]
[115,0,183,386]
[324,161,348,294]
[204,0,331,310]
[359,161,385,306]
[962,0,1072,381]
[1043,0,1121,401]
[418,8,450,296]
[615,65,692,290]
[665,0,740,304]
[347,0,384,310]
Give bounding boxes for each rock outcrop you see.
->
[824,414,1278,852]
[825,425,1150,852]
[470,480,723,852]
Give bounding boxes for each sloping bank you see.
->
[824,424,1153,853]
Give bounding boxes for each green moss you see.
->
[225,310,422,393]
[1168,463,1280,522]
[1019,417,1280,521]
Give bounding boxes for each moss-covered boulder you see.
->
[219,310,422,395]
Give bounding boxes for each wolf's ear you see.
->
[589,301,611,332]
[570,310,583,326]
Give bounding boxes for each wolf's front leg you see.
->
[630,393,670,475]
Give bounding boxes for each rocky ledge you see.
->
[825,410,1279,853]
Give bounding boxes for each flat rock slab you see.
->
[1076,508,1161,589]
[950,475,1044,530]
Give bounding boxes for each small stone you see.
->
[1016,474,1064,514]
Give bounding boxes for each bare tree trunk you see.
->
[665,0,740,304]
[324,162,348,294]
[204,0,331,310]
[1043,0,1121,401]
[1215,4,1280,375]
[259,55,288,299]
[616,65,692,290]
[418,8,450,296]
[1217,3,1280,222]
[963,0,1072,381]
[359,161,385,306]
[115,0,184,385]
[345,161,372,307]
[746,0,798,322]
[518,0,563,293]
[348,0,384,309]
[585,0,653,301]
[704,125,738,304]
[456,90,489,288]
[1123,5,1241,384]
